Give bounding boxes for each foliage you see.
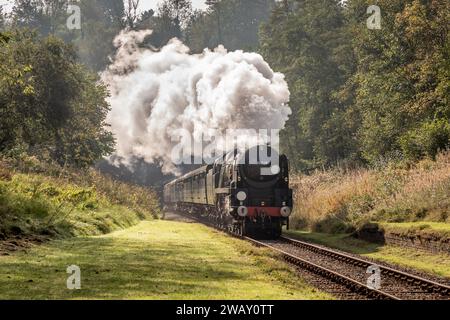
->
[75,0,125,71]
[138,0,193,48]
[260,0,450,170]
[399,119,450,160]
[134,0,274,51]
[11,0,125,71]
[186,0,274,52]
[11,0,68,35]
[290,151,450,233]
[260,0,356,170]
[346,0,449,165]
[0,156,160,240]
[7,1,448,170]
[0,5,5,30]
[0,30,114,167]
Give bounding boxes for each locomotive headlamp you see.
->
[280,207,292,217]
[237,206,248,217]
[236,191,247,201]
[271,165,280,175]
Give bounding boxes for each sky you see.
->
[0,0,209,13]
[139,0,208,12]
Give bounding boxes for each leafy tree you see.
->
[186,0,274,52]
[11,0,68,36]
[260,0,355,170]
[55,68,115,167]
[124,0,141,29]
[11,0,125,71]
[143,0,193,47]
[205,0,223,44]
[0,5,5,30]
[136,9,155,30]
[399,119,450,160]
[260,0,449,169]
[0,30,114,167]
[75,0,125,71]
[345,0,450,163]
[0,31,35,153]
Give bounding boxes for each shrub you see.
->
[400,119,450,160]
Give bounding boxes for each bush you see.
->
[400,119,450,160]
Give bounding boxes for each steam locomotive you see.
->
[164,146,293,239]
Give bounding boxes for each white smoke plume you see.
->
[102,30,291,175]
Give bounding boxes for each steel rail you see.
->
[171,211,449,300]
[244,237,400,300]
[279,236,450,297]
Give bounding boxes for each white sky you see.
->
[0,0,208,13]
[139,0,208,12]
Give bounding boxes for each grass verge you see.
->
[0,157,160,245]
[0,220,331,300]
[380,222,450,237]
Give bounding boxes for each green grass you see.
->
[0,170,159,240]
[381,222,450,233]
[285,230,450,278]
[0,220,331,300]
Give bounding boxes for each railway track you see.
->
[170,211,450,300]
[246,236,450,300]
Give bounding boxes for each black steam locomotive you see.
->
[164,146,293,238]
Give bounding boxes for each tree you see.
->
[186,0,274,53]
[10,0,125,71]
[75,0,125,71]
[136,9,155,29]
[144,0,193,47]
[162,0,194,30]
[260,0,355,170]
[0,30,114,166]
[345,0,450,162]
[125,0,140,29]
[259,0,449,169]
[205,0,223,44]
[0,6,5,30]
[11,0,68,36]
[0,30,35,152]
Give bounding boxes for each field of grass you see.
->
[285,230,450,278]
[290,151,450,233]
[0,220,331,300]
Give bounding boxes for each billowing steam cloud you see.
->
[102,30,291,175]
